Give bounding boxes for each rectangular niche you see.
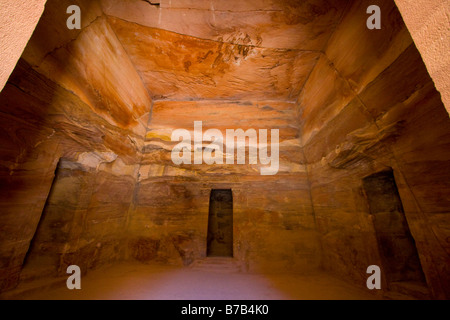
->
[207,189,233,257]
[362,169,426,285]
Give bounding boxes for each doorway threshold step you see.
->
[190,257,242,273]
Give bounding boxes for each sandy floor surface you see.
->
[3,262,381,300]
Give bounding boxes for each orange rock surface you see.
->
[0,0,449,300]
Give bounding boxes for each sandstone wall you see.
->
[0,0,448,299]
[0,0,151,291]
[298,0,450,299]
[130,100,322,273]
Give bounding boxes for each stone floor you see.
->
[1,262,384,300]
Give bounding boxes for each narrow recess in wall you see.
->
[207,189,233,257]
[20,159,62,281]
[362,169,426,287]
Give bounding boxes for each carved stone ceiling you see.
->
[101,0,347,101]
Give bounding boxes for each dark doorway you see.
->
[21,160,63,280]
[362,169,426,286]
[21,159,89,280]
[207,189,233,257]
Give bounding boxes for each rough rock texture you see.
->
[394,0,450,114]
[108,16,320,101]
[102,0,350,102]
[20,159,136,281]
[0,0,449,299]
[0,0,150,291]
[101,0,346,51]
[0,0,47,91]
[298,0,450,299]
[131,100,320,272]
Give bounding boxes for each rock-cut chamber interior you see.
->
[0,0,449,300]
